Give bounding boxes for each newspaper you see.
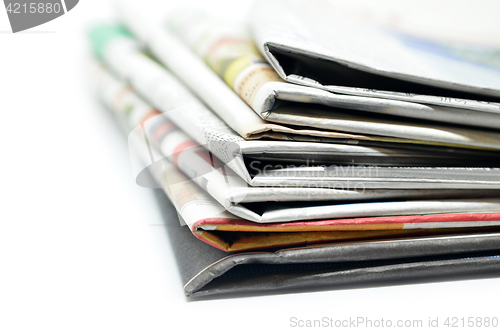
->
[89,24,500,191]
[128,124,500,252]
[92,62,500,252]
[117,105,500,251]
[90,25,419,147]
[115,4,500,151]
[248,0,500,118]
[92,61,500,227]
[167,10,500,131]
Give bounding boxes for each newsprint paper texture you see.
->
[169,9,500,131]
[91,59,500,252]
[117,4,500,151]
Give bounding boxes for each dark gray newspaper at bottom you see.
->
[152,189,500,297]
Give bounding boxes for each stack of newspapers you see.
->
[89,0,500,296]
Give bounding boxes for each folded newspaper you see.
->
[88,2,500,295]
[117,4,500,151]
[168,9,500,132]
[90,55,500,252]
[89,24,500,191]
[155,187,500,297]
[248,0,500,115]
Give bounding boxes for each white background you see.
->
[0,1,498,330]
